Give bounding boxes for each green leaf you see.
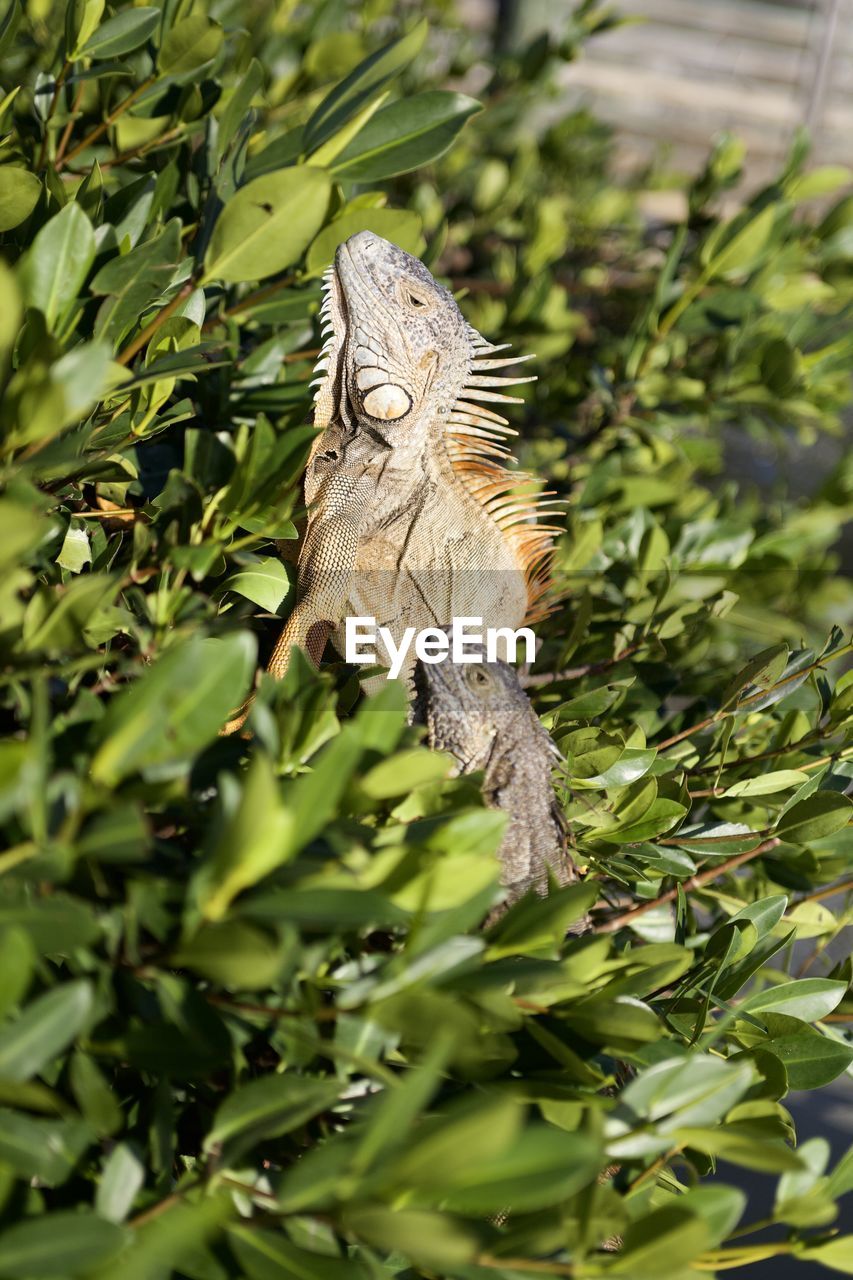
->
[204,1073,342,1161]
[303,19,428,152]
[18,201,95,333]
[340,1206,478,1272]
[776,792,852,844]
[0,927,33,1020]
[203,167,331,285]
[305,207,423,273]
[744,979,847,1022]
[720,642,789,709]
[95,1142,145,1224]
[430,1124,601,1213]
[331,91,480,180]
[608,1205,710,1275]
[805,1235,853,1275]
[722,769,808,797]
[66,0,104,58]
[744,1013,853,1089]
[0,1109,93,1185]
[0,168,41,232]
[0,980,93,1082]
[171,920,291,990]
[679,1184,746,1247]
[360,747,453,798]
[192,749,306,921]
[0,895,100,955]
[90,633,256,785]
[91,219,182,345]
[702,204,778,279]
[228,1226,362,1280]
[158,14,223,79]
[79,6,159,58]
[0,258,22,358]
[223,556,290,612]
[0,1211,125,1277]
[0,0,22,60]
[69,1051,122,1136]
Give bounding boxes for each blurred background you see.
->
[515,0,850,199]
[482,1,853,1267]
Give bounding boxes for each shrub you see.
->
[0,2,852,1277]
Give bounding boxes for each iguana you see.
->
[225,232,560,729]
[412,635,581,914]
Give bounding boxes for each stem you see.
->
[595,837,781,933]
[115,281,195,367]
[0,841,37,877]
[521,643,644,689]
[129,1183,199,1229]
[795,875,853,904]
[475,1255,575,1276]
[657,644,853,753]
[202,274,297,331]
[53,82,84,165]
[57,76,155,171]
[80,125,187,172]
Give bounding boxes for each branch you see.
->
[56,76,155,171]
[521,643,643,689]
[594,837,781,933]
[656,643,853,753]
[115,281,196,367]
[202,274,297,332]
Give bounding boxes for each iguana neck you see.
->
[480,730,567,897]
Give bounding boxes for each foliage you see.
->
[0,1,852,1277]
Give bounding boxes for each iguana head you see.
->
[312,232,533,447]
[412,636,557,775]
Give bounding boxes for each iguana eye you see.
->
[467,666,493,692]
[397,280,432,311]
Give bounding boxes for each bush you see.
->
[0,2,852,1276]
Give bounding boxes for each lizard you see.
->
[411,633,582,916]
[225,231,560,730]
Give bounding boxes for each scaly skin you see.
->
[412,637,579,914]
[225,233,560,730]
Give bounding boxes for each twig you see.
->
[474,1254,575,1275]
[794,875,853,905]
[656,644,853,752]
[129,1183,199,1229]
[57,76,155,171]
[595,837,781,933]
[53,82,84,166]
[521,643,643,689]
[205,994,338,1022]
[115,281,196,367]
[83,125,186,171]
[202,274,297,331]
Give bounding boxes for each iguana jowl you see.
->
[259,232,560,693]
[412,637,580,912]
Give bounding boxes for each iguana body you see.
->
[412,638,579,910]
[269,232,558,683]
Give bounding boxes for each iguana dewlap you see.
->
[260,232,561,697]
[412,637,580,913]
